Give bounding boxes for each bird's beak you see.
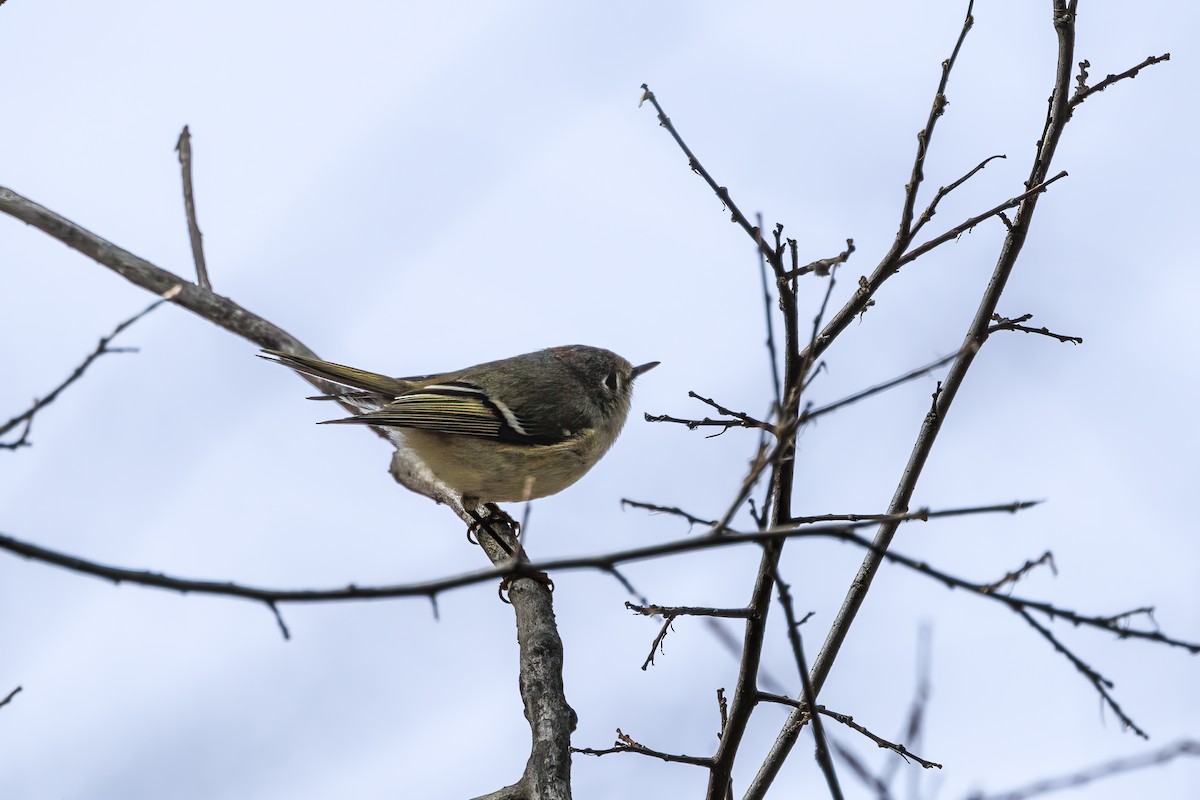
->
[632,361,660,380]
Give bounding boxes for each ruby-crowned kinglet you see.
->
[262,346,658,509]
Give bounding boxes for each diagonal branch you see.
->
[896,1,976,240]
[758,694,942,770]
[1069,53,1170,109]
[1015,607,1146,738]
[639,85,777,266]
[0,686,21,710]
[968,739,1199,800]
[909,153,1006,240]
[772,569,843,799]
[0,187,312,357]
[1,300,163,450]
[897,171,1067,268]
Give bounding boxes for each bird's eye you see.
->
[604,371,620,392]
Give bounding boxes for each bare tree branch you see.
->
[988,313,1083,344]
[0,186,315,357]
[1069,53,1171,109]
[758,694,943,771]
[966,739,1199,800]
[879,626,934,788]
[573,728,715,768]
[0,686,21,710]
[780,239,856,280]
[174,125,211,290]
[0,300,163,450]
[897,171,1067,268]
[645,391,774,436]
[625,602,754,620]
[979,551,1057,593]
[626,602,756,670]
[0,501,1048,619]
[1016,607,1147,738]
[747,6,1172,788]
[755,211,783,411]
[909,153,1006,240]
[772,569,844,799]
[639,85,775,264]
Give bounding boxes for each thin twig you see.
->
[0,686,21,710]
[772,568,844,799]
[979,551,1057,594]
[788,500,1039,526]
[1016,608,1146,738]
[1069,53,1171,109]
[572,730,715,768]
[758,694,943,771]
[780,239,856,280]
[645,391,774,437]
[619,500,717,529]
[643,411,770,437]
[174,125,211,290]
[625,602,754,620]
[0,300,163,449]
[626,602,756,670]
[717,688,729,740]
[830,739,895,800]
[756,211,783,411]
[689,392,773,431]
[989,313,1082,344]
[799,350,961,425]
[640,85,776,264]
[880,625,934,788]
[639,615,675,670]
[623,499,1038,534]
[910,154,1007,240]
[897,171,1068,268]
[967,739,1199,800]
[895,1,975,241]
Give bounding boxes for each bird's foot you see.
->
[466,505,518,555]
[498,566,555,603]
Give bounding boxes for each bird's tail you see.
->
[259,350,407,398]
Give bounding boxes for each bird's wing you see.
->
[323,381,567,443]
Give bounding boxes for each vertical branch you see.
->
[755,212,783,413]
[745,3,1083,797]
[511,577,575,799]
[175,125,211,290]
[705,223,802,799]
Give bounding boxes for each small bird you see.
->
[261,346,659,512]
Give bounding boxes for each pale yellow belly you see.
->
[401,429,610,504]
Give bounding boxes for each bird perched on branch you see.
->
[262,345,659,514]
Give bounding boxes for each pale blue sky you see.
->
[1,1,1197,798]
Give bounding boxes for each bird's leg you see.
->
[461,502,552,600]
[485,503,521,537]
[465,506,515,556]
